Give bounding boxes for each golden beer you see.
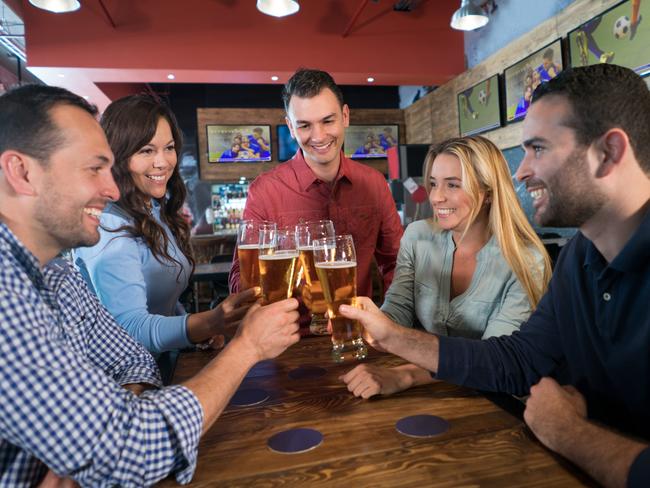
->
[259,251,299,304]
[298,246,327,316]
[238,244,260,290]
[315,261,364,349]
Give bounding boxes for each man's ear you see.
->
[285,116,297,140]
[593,128,627,179]
[342,104,350,128]
[0,151,40,196]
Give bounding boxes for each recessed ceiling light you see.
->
[167,73,175,80]
[367,77,375,83]
[271,75,279,81]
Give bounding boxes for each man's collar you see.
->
[291,150,353,192]
[584,204,650,273]
[0,222,46,289]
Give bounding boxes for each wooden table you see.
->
[161,337,593,487]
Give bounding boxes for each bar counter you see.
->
[159,336,593,487]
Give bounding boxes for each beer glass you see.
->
[259,228,299,304]
[237,220,276,290]
[313,234,367,362]
[296,220,335,336]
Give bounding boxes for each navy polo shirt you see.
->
[437,206,650,485]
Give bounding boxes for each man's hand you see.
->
[340,364,412,399]
[234,298,300,362]
[338,296,400,352]
[524,377,587,451]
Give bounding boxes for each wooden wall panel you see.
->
[405,0,621,149]
[197,108,404,182]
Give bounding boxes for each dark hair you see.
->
[282,68,345,111]
[100,94,194,273]
[532,64,650,175]
[0,84,97,164]
[543,48,554,60]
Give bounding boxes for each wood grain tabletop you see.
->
[159,336,594,487]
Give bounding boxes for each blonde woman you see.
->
[341,135,551,398]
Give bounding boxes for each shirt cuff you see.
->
[628,446,650,488]
[118,365,163,389]
[143,385,204,484]
[158,314,193,351]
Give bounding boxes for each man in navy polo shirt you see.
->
[341,64,650,487]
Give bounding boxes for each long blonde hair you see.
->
[423,135,551,307]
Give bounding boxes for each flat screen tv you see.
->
[206,124,272,163]
[568,0,650,76]
[504,39,563,124]
[344,124,399,159]
[457,74,501,136]
[277,124,299,162]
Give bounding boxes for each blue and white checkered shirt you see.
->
[0,223,203,487]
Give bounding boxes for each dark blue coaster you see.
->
[395,415,449,438]
[288,365,327,380]
[228,388,269,407]
[267,428,323,454]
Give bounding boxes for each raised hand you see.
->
[235,298,300,361]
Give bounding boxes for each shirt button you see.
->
[603,292,611,301]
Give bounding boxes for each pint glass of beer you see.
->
[259,228,300,304]
[237,220,276,290]
[313,234,367,362]
[296,220,335,336]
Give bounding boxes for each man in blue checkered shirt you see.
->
[0,85,301,487]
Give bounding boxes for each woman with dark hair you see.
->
[74,94,253,381]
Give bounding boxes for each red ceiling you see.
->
[18,0,465,109]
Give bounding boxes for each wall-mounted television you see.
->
[277,124,299,162]
[568,0,650,76]
[206,124,272,163]
[344,124,399,159]
[504,39,564,124]
[457,74,501,136]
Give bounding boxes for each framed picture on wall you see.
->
[457,74,501,136]
[276,124,299,162]
[206,124,272,163]
[504,39,564,124]
[343,124,399,159]
[568,0,650,75]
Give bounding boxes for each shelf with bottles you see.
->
[207,180,249,234]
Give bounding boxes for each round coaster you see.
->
[395,415,449,438]
[288,365,327,380]
[267,428,323,454]
[228,388,270,407]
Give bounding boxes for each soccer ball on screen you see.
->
[478,89,487,105]
[613,15,631,39]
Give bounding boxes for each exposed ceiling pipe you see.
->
[342,0,369,38]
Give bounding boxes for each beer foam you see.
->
[315,261,357,269]
[238,244,259,250]
[259,251,299,260]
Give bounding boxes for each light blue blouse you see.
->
[381,219,536,340]
[74,202,192,354]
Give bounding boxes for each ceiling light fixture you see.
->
[367,77,375,83]
[28,0,81,13]
[271,75,279,81]
[450,0,488,31]
[167,73,175,80]
[256,0,299,18]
